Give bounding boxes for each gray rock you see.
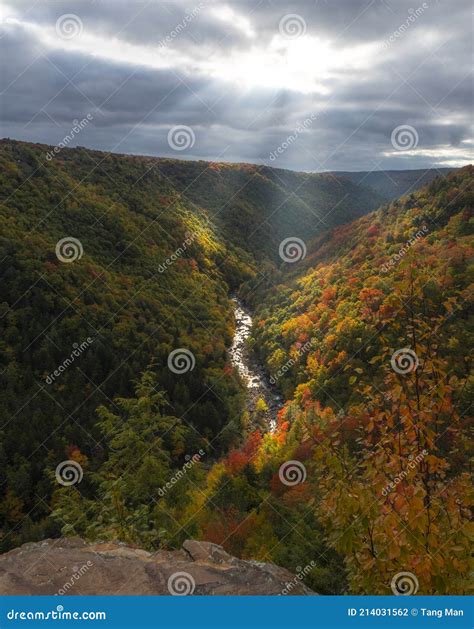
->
[0,538,316,595]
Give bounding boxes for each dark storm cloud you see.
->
[0,0,472,170]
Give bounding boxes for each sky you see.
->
[0,0,472,172]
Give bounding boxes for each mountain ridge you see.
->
[0,137,382,555]
[0,139,471,594]
[328,167,455,201]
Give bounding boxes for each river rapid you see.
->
[229,297,282,432]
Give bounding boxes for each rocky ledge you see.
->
[0,538,315,595]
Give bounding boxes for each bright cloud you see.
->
[0,0,472,171]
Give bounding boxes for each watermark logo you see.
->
[7,606,106,621]
[55,460,83,486]
[158,450,205,497]
[381,4,429,49]
[382,450,428,496]
[158,2,207,48]
[167,571,196,595]
[391,124,419,151]
[46,115,93,161]
[279,460,307,486]
[279,237,307,263]
[158,231,196,273]
[391,571,419,595]
[269,110,327,161]
[281,561,316,595]
[56,561,93,595]
[55,14,83,40]
[55,237,83,263]
[269,340,312,384]
[168,125,195,151]
[381,226,428,272]
[390,348,419,374]
[167,348,196,374]
[45,338,94,385]
[279,14,306,39]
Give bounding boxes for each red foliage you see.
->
[224,450,250,475]
[293,440,314,462]
[270,471,285,496]
[282,484,311,506]
[367,224,380,236]
[202,508,257,557]
[223,363,234,376]
[321,286,337,305]
[242,430,262,458]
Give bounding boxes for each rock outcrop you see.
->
[0,538,316,595]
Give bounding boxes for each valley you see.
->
[0,139,471,595]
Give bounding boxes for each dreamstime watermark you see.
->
[56,14,83,39]
[158,231,196,273]
[391,124,419,151]
[158,1,206,48]
[167,348,196,374]
[279,460,307,486]
[167,571,196,595]
[281,560,316,595]
[46,115,93,160]
[279,14,306,39]
[56,561,93,595]
[381,450,428,496]
[279,237,307,263]
[55,460,83,486]
[391,571,419,595]
[55,237,84,263]
[381,3,429,49]
[45,338,94,385]
[168,125,195,151]
[269,340,312,384]
[158,450,205,497]
[381,225,428,272]
[390,348,419,374]
[269,110,327,161]
[6,607,106,621]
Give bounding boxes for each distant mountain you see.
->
[328,167,455,201]
[1,138,471,595]
[148,160,385,260]
[0,138,382,551]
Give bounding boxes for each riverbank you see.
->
[229,297,282,432]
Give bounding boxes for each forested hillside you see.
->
[157,160,384,259]
[0,140,255,551]
[0,139,381,553]
[179,167,472,594]
[0,140,471,594]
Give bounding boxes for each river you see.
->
[229,297,282,432]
